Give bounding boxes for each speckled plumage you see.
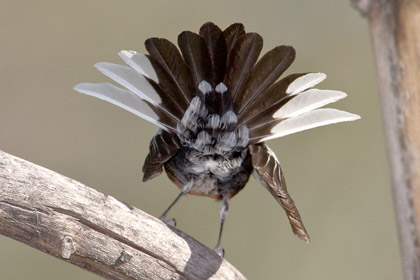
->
[165,146,252,198]
[74,22,360,254]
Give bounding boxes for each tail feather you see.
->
[249,108,360,143]
[272,89,347,119]
[241,72,355,142]
[74,83,177,132]
[244,95,295,131]
[178,31,212,89]
[235,45,296,115]
[223,23,245,62]
[244,88,347,130]
[199,22,227,86]
[94,62,160,104]
[286,72,326,95]
[118,50,159,83]
[226,33,263,104]
[199,22,229,114]
[144,54,191,111]
[75,22,359,139]
[144,38,195,104]
[238,73,324,124]
[95,62,184,121]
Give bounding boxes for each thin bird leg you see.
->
[159,181,193,226]
[214,196,230,257]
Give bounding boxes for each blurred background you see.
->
[0,0,402,279]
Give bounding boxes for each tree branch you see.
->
[351,1,420,279]
[0,150,246,280]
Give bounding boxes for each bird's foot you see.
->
[159,215,176,227]
[214,246,225,258]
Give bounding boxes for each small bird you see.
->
[74,22,360,256]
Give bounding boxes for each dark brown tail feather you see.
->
[235,46,296,116]
[238,73,308,125]
[145,38,195,106]
[226,33,263,104]
[178,31,212,89]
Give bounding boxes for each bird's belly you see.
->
[188,174,220,197]
[164,148,254,199]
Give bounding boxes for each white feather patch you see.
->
[286,73,327,95]
[273,89,347,119]
[221,111,238,126]
[193,131,212,150]
[118,50,159,83]
[261,108,360,141]
[215,82,228,94]
[95,62,161,104]
[198,80,213,94]
[207,114,221,129]
[217,132,237,151]
[74,83,165,129]
[236,125,249,147]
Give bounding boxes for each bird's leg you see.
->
[214,196,230,258]
[160,181,193,227]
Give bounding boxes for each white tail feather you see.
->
[74,82,167,130]
[94,62,161,104]
[118,50,159,83]
[273,89,347,119]
[286,73,327,95]
[260,108,360,142]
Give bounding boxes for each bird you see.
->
[74,22,360,257]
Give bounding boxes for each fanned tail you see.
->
[74,22,359,143]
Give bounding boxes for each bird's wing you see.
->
[142,129,181,182]
[249,143,310,243]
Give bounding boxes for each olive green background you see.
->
[0,0,402,279]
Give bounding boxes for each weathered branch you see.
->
[351,1,420,279]
[0,150,246,280]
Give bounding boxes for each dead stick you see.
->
[0,150,246,280]
[351,1,420,279]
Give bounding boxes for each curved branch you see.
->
[0,150,246,280]
[350,0,381,17]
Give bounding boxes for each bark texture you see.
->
[0,150,246,280]
[351,1,420,279]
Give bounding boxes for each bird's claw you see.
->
[214,246,225,258]
[160,216,176,227]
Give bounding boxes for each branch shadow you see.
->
[167,225,224,280]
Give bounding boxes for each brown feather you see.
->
[145,38,195,106]
[250,143,310,243]
[142,129,180,182]
[247,120,283,144]
[236,46,296,115]
[223,23,245,62]
[245,97,298,144]
[199,22,227,85]
[225,33,263,104]
[238,73,308,125]
[178,31,212,89]
[146,101,179,133]
[143,69,186,121]
[199,22,229,114]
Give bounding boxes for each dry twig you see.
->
[0,150,246,280]
[351,1,420,279]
